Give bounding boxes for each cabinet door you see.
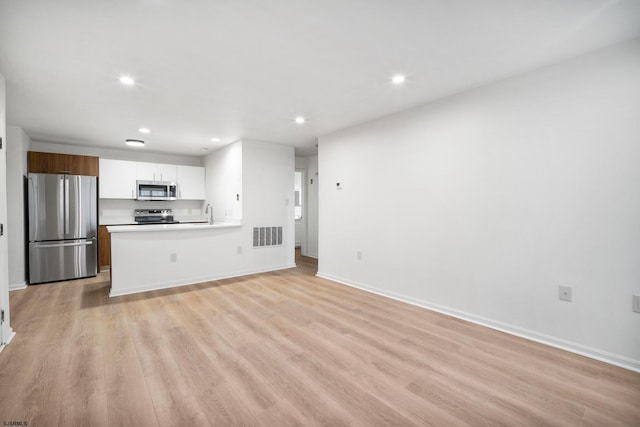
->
[156,163,177,182]
[29,151,68,174]
[136,162,157,181]
[176,165,205,199]
[136,162,177,182]
[70,155,99,176]
[99,159,137,199]
[98,225,111,270]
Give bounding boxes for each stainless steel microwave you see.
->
[136,180,177,201]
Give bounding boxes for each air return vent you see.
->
[253,226,283,247]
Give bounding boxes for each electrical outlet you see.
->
[170,253,177,262]
[559,285,572,302]
[237,246,243,255]
[633,295,640,313]
[356,251,362,261]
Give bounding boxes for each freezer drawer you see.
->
[29,238,97,284]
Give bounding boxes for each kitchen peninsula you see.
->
[103,139,296,297]
[108,222,248,297]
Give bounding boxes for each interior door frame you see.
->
[295,168,307,254]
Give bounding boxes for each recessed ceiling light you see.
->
[295,116,305,124]
[391,74,406,85]
[138,128,150,134]
[211,137,221,142]
[119,75,135,86]
[125,139,145,147]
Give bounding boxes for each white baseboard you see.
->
[9,281,27,291]
[316,271,640,373]
[110,263,297,297]
[0,328,16,352]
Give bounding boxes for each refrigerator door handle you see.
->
[32,240,94,248]
[27,176,37,239]
[57,176,65,235]
[64,176,70,235]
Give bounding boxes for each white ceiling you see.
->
[1,1,640,157]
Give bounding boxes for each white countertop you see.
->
[107,222,241,233]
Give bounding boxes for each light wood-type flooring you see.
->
[1,251,639,426]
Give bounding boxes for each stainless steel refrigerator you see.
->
[27,173,98,284]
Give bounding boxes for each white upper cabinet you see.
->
[135,162,156,181]
[157,163,177,182]
[100,159,203,200]
[99,159,137,199]
[136,162,177,182]
[176,165,205,200]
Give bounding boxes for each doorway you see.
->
[294,169,306,252]
[294,155,318,261]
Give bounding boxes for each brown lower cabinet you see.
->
[98,225,111,271]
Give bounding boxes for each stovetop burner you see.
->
[134,209,180,224]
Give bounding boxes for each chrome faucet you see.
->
[205,203,214,224]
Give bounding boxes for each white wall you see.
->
[6,127,30,289]
[242,140,295,269]
[318,38,640,371]
[204,141,242,222]
[0,72,15,349]
[205,139,295,270]
[306,155,319,258]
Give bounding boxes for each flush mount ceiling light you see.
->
[138,127,150,134]
[210,137,221,142]
[295,116,305,124]
[125,139,145,147]
[119,75,135,86]
[391,74,406,85]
